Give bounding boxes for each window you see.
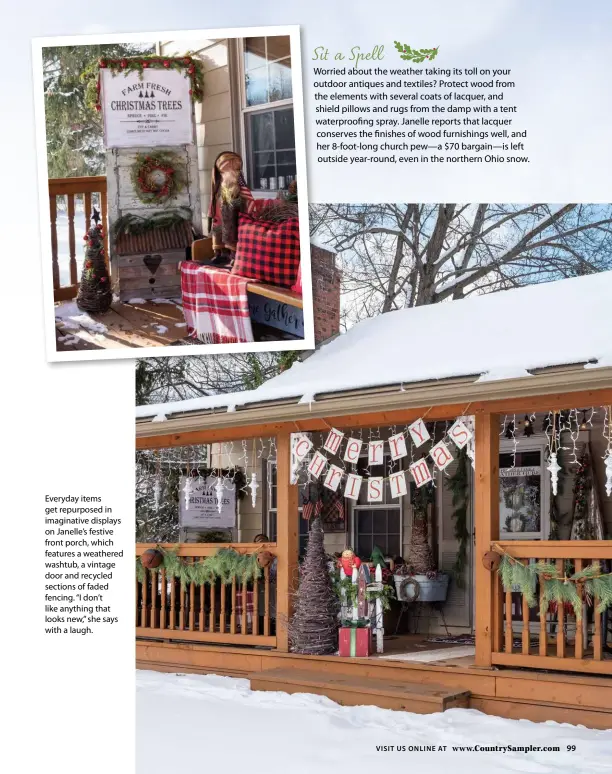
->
[265,459,310,555]
[241,36,296,192]
[499,441,549,539]
[353,455,402,559]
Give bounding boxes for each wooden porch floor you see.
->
[55,299,188,350]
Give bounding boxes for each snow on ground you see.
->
[55,301,108,335]
[136,671,611,774]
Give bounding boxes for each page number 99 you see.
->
[567,746,577,752]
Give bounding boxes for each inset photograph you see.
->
[33,27,312,360]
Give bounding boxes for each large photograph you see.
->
[33,27,313,360]
[135,202,612,757]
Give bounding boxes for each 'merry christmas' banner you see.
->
[290,417,474,502]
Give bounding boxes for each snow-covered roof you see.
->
[136,271,612,420]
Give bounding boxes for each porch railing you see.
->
[136,543,277,648]
[491,540,611,675]
[49,176,108,302]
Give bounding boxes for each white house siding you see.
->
[159,39,234,232]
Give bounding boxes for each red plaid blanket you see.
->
[180,262,254,344]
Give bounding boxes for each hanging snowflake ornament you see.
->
[547,452,562,496]
[249,472,259,508]
[215,476,224,513]
[182,476,193,510]
[605,450,612,498]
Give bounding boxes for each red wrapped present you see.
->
[339,626,372,658]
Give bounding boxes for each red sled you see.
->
[339,626,372,658]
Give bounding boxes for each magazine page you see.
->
[3,2,612,772]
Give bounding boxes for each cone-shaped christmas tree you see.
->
[76,209,112,313]
[288,517,338,655]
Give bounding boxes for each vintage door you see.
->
[436,458,473,629]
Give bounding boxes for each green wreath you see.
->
[131,152,186,205]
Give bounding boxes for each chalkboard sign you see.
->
[247,293,304,337]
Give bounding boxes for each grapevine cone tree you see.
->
[77,211,112,313]
[288,517,338,655]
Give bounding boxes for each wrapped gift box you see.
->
[339,626,372,658]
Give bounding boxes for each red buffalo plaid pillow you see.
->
[232,213,300,288]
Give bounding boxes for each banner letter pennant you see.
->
[388,470,407,498]
[324,464,344,492]
[344,437,363,464]
[430,440,454,471]
[344,473,362,501]
[323,428,344,455]
[292,434,313,463]
[408,418,430,448]
[368,440,384,466]
[448,419,472,450]
[409,458,433,487]
[307,451,328,479]
[388,432,407,460]
[367,476,384,503]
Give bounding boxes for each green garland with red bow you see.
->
[81,53,205,112]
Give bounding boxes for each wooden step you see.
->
[249,668,470,713]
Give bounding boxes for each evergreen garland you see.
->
[82,53,205,112]
[112,208,193,238]
[446,448,469,586]
[332,571,395,612]
[498,554,612,620]
[136,545,261,589]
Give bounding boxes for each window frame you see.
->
[236,36,295,194]
[264,457,310,555]
[351,452,404,559]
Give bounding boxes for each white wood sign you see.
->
[178,476,236,529]
[499,466,541,478]
[101,69,193,148]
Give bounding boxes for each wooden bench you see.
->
[190,237,304,337]
[191,237,302,308]
[249,668,470,713]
